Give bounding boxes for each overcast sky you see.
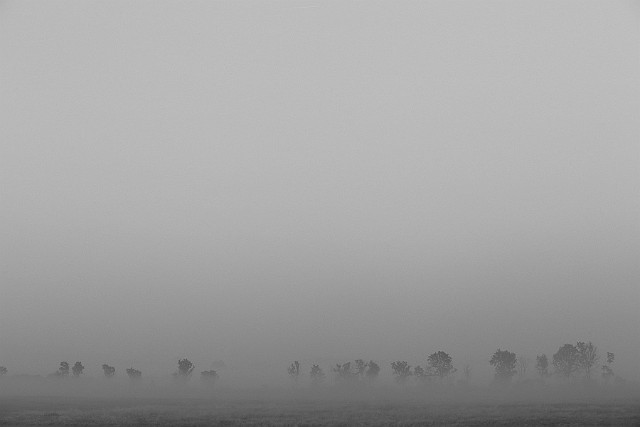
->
[1,1,638,380]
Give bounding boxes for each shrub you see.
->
[102,364,116,378]
[201,370,218,384]
[126,368,142,380]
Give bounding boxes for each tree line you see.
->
[0,341,619,386]
[287,341,618,386]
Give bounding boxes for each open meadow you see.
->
[1,381,639,426]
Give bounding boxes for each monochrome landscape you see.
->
[1,0,638,425]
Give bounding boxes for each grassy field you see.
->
[1,395,639,426]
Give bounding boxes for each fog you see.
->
[1,0,638,393]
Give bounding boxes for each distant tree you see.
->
[102,364,116,378]
[535,354,549,379]
[427,351,456,382]
[391,361,412,384]
[126,367,142,380]
[552,344,579,379]
[354,359,367,378]
[72,362,84,377]
[57,361,70,377]
[288,361,300,382]
[176,358,195,379]
[601,352,615,384]
[332,362,357,383]
[576,341,599,380]
[365,360,380,380]
[517,357,530,381]
[489,349,517,383]
[310,364,325,385]
[0,366,7,376]
[201,370,219,384]
[413,365,427,382]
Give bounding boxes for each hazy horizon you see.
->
[1,0,638,383]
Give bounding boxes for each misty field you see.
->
[1,391,639,426]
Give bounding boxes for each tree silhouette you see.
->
[602,352,615,384]
[288,361,300,382]
[177,358,195,379]
[535,354,549,379]
[365,360,380,380]
[72,362,84,377]
[427,351,456,382]
[0,366,7,376]
[332,362,356,382]
[354,359,367,378]
[126,367,142,380]
[552,344,579,379]
[490,349,517,383]
[57,361,70,377]
[413,365,428,382]
[391,361,412,384]
[102,364,116,378]
[310,364,325,385]
[576,341,599,380]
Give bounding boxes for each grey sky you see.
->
[1,1,638,379]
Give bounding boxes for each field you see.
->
[1,391,640,426]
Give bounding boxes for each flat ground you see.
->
[1,396,639,426]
